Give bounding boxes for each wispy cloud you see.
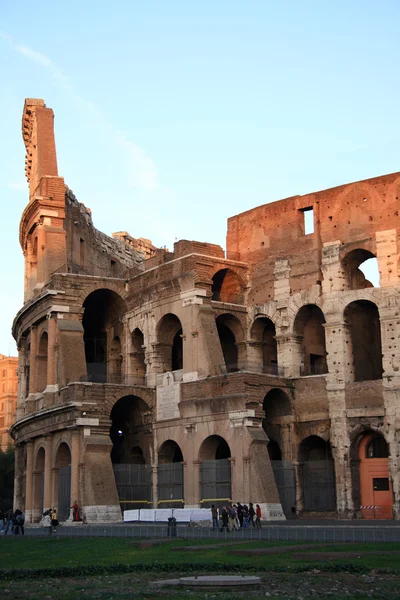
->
[0,31,159,191]
[8,181,27,191]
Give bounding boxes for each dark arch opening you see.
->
[298,436,336,512]
[344,300,383,382]
[342,249,379,290]
[110,395,150,464]
[216,314,243,373]
[157,314,183,372]
[251,317,278,374]
[211,269,244,303]
[82,289,126,383]
[294,305,327,376]
[199,435,231,461]
[199,436,232,508]
[37,332,48,392]
[158,441,184,508]
[267,440,282,461]
[159,440,184,464]
[54,442,71,521]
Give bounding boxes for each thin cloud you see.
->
[8,181,27,191]
[1,31,159,191]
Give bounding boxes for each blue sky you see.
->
[0,0,399,354]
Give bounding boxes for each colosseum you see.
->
[11,98,400,523]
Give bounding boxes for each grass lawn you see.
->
[1,538,400,599]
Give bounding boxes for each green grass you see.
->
[1,538,400,572]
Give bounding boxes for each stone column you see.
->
[29,326,38,395]
[243,456,251,503]
[13,444,25,511]
[69,430,80,519]
[43,435,53,512]
[276,334,303,378]
[25,441,34,522]
[293,460,304,514]
[192,460,201,508]
[46,314,57,388]
[280,423,294,462]
[246,341,263,373]
[16,343,27,420]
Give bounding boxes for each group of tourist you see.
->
[211,502,262,531]
[0,508,25,535]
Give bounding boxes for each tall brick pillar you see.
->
[25,441,34,522]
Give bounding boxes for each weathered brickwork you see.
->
[10,98,400,524]
[0,355,18,450]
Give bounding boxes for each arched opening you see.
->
[54,442,71,521]
[357,433,392,519]
[158,440,184,508]
[342,249,380,290]
[82,289,126,383]
[211,269,244,304]
[299,436,336,512]
[344,300,383,382]
[156,314,183,373]
[110,395,152,510]
[294,305,327,376]
[33,447,45,522]
[263,389,295,517]
[37,332,48,392]
[216,314,244,373]
[130,328,146,385]
[250,317,278,374]
[199,435,231,507]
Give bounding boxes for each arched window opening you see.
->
[211,269,244,304]
[157,314,183,373]
[366,436,389,459]
[216,314,244,373]
[54,442,71,522]
[299,436,336,512]
[262,388,292,454]
[251,317,278,374]
[130,328,146,385]
[344,300,383,382]
[158,440,184,508]
[199,435,231,508]
[82,289,126,383]
[37,332,48,392]
[110,395,152,510]
[342,249,380,290]
[294,305,327,376]
[356,433,392,519]
[33,447,45,522]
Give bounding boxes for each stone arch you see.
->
[130,328,146,385]
[342,248,379,290]
[351,431,392,519]
[211,268,245,304]
[82,288,127,383]
[250,316,278,374]
[262,388,292,459]
[158,440,184,509]
[159,440,184,464]
[37,331,48,392]
[344,300,383,382]
[54,441,71,521]
[294,304,327,376]
[156,313,183,372]
[109,395,151,464]
[216,313,244,373]
[199,435,231,507]
[298,435,336,512]
[110,395,152,510]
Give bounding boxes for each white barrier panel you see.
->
[190,509,211,521]
[139,509,156,522]
[172,508,192,522]
[123,509,140,522]
[155,509,173,522]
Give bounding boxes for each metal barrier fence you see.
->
[19,523,400,543]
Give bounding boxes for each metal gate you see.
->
[158,463,184,508]
[302,460,336,511]
[113,464,152,512]
[58,465,71,521]
[271,460,296,517]
[200,459,231,508]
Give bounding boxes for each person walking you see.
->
[219,506,229,532]
[51,507,59,533]
[249,502,255,527]
[211,504,219,530]
[242,504,250,528]
[4,508,13,535]
[14,509,25,535]
[255,504,262,528]
[237,502,244,528]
